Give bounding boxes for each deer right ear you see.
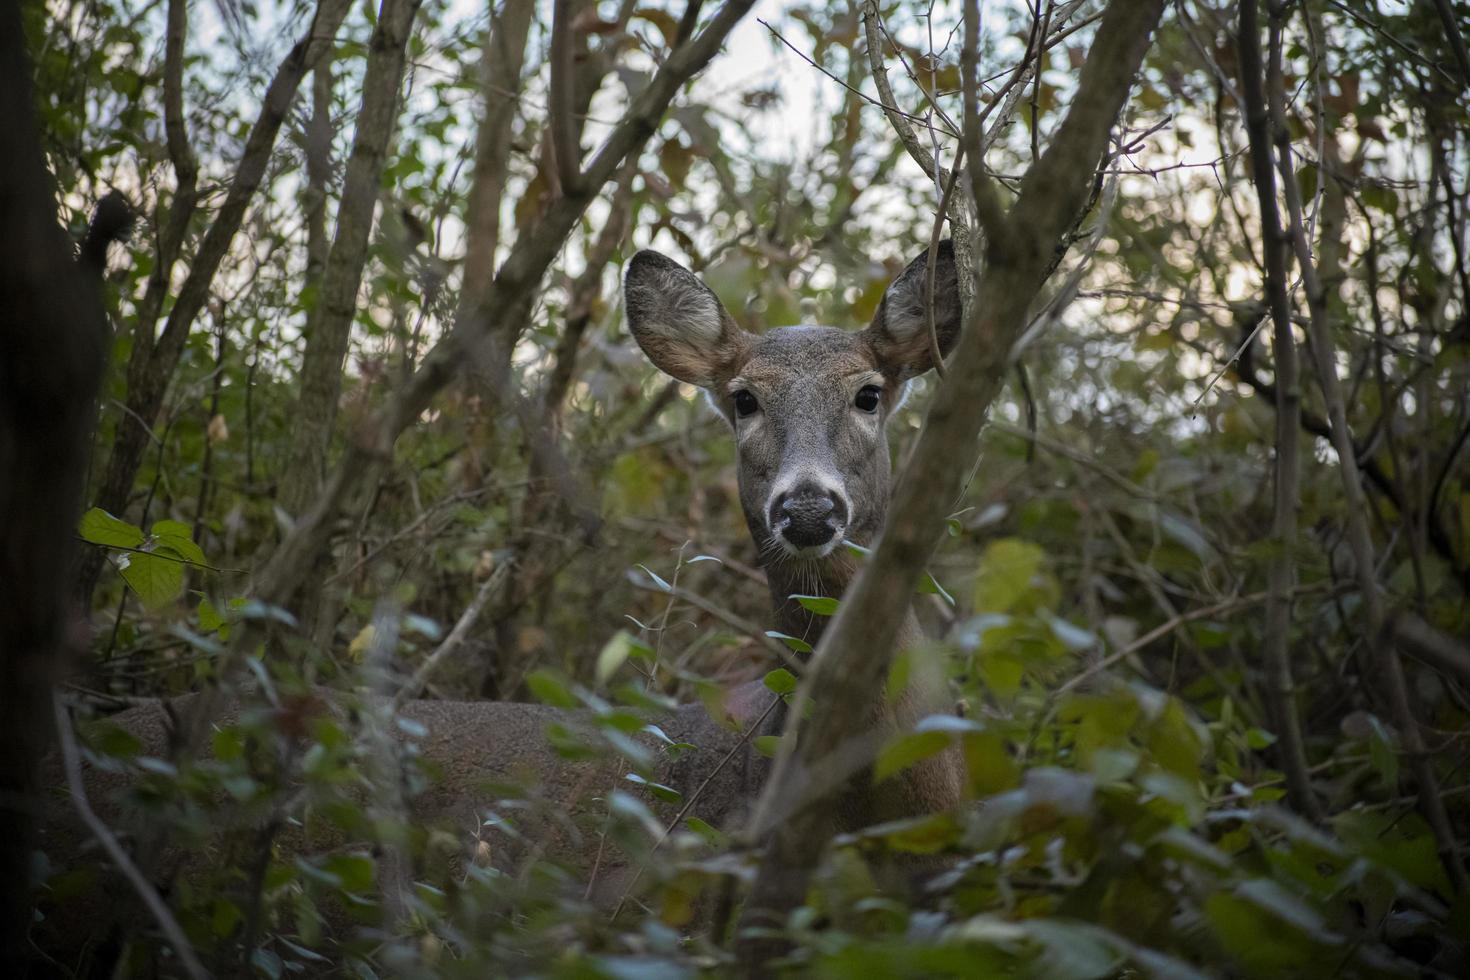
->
[624,250,749,387]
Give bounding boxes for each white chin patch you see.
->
[775,530,845,560]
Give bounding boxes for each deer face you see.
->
[625,243,961,563]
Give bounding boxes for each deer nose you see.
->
[770,482,847,548]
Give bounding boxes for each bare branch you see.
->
[1391,611,1470,688]
[393,563,512,708]
[550,0,583,193]
[1429,0,1470,91]
[1266,4,1466,888]
[281,0,424,518]
[961,0,1007,240]
[1237,0,1318,821]
[52,695,208,980]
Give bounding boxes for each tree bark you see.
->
[0,7,125,965]
[279,0,424,519]
[1237,0,1319,822]
[736,0,1166,964]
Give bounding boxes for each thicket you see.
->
[5,0,1469,977]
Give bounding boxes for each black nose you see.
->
[770,482,847,548]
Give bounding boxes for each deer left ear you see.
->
[863,239,962,381]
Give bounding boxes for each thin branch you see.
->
[1238,0,1318,821]
[961,0,1008,240]
[393,562,511,708]
[1391,611,1470,688]
[549,0,583,193]
[52,695,209,980]
[629,577,804,675]
[925,149,964,379]
[610,692,782,921]
[1267,3,1466,889]
[762,16,955,136]
[1053,586,1333,698]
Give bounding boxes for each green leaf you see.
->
[1245,727,1277,750]
[1022,919,1125,980]
[762,667,798,695]
[685,816,726,847]
[119,552,184,609]
[197,597,223,633]
[78,508,143,549]
[973,538,1046,613]
[1045,614,1095,652]
[765,630,813,653]
[150,519,206,564]
[607,790,663,839]
[596,630,648,685]
[526,669,578,708]
[854,812,961,854]
[252,947,283,980]
[962,731,1020,795]
[1367,715,1399,789]
[791,594,839,616]
[211,898,243,937]
[918,571,956,606]
[624,772,680,803]
[753,735,782,758]
[875,730,952,781]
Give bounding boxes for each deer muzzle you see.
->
[769,480,848,553]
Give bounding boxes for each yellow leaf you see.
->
[348,624,375,662]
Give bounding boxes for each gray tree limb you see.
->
[1265,6,1466,891]
[279,0,424,518]
[1237,0,1319,822]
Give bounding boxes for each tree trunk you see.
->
[279,0,425,519]
[0,9,124,966]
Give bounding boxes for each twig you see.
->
[1430,0,1470,89]
[760,17,955,137]
[52,694,209,980]
[961,0,1008,240]
[629,577,804,675]
[1267,2,1465,885]
[610,692,782,920]
[393,563,511,708]
[925,150,964,379]
[1054,586,1336,698]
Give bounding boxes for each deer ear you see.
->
[624,250,750,387]
[864,239,962,381]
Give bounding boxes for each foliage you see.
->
[21,0,1470,976]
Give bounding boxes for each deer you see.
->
[31,241,966,972]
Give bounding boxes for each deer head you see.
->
[625,242,961,570]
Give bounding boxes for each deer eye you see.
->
[854,385,882,413]
[733,389,759,418]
